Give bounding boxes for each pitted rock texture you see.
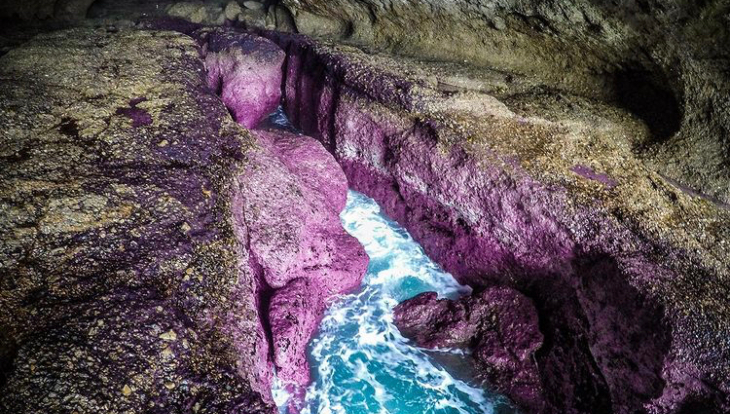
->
[201,28,286,129]
[394,288,544,412]
[0,27,366,414]
[280,0,730,205]
[198,26,369,393]
[239,128,368,388]
[0,28,272,414]
[262,31,730,414]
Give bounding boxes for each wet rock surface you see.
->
[262,31,730,414]
[239,128,368,389]
[0,2,727,413]
[394,288,544,412]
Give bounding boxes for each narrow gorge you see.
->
[1,1,729,414]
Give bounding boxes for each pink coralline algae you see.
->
[202,30,285,129]
[394,288,544,412]
[239,129,368,389]
[571,165,618,189]
[200,28,368,400]
[115,97,153,127]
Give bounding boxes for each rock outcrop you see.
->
[201,29,286,128]
[394,288,544,412]
[239,128,368,391]
[280,0,730,206]
[261,31,730,414]
[0,27,366,413]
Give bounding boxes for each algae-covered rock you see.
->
[263,31,730,414]
[201,28,286,129]
[0,27,274,413]
[280,0,730,205]
[394,288,544,412]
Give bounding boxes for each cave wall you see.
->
[281,0,730,207]
[1,0,726,205]
[263,30,730,413]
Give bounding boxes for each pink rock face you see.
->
[203,30,285,129]
[239,129,368,390]
[268,278,325,386]
[199,29,368,401]
[259,32,730,414]
[394,288,545,412]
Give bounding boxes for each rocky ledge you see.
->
[261,31,730,414]
[0,27,367,413]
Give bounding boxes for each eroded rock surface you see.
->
[261,31,730,414]
[0,28,273,413]
[201,28,286,128]
[394,288,544,412]
[0,27,366,413]
[239,128,368,389]
[280,0,730,206]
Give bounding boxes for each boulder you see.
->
[240,128,368,389]
[394,288,544,412]
[201,28,285,129]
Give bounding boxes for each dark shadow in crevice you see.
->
[613,65,683,146]
[0,331,17,390]
[574,251,672,413]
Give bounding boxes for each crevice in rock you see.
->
[262,30,684,414]
[613,63,683,147]
[194,27,368,410]
[0,333,17,390]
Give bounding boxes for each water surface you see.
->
[276,190,513,414]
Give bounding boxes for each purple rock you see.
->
[259,31,730,414]
[394,287,545,412]
[238,129,368,391]
[201,29,285,129]
[571,165,617,189]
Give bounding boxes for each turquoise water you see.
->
[275,190,511,414]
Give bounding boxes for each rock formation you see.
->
[394,288,545,412]
[280,0,730,205]
[0,26,367,413]
[0,1,728,414]
[262,30,730,414]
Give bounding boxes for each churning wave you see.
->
[276,190,512,414]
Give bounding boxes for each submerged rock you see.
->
[394,288,544,412]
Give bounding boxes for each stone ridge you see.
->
[0,28,276,413]
[264,31,730,414]
[0,25,370,414]
[282,0,730,205]
[190,26,370,411]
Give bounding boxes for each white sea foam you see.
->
[276,190,511,414]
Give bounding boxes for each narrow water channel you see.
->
[277,190,514,414]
